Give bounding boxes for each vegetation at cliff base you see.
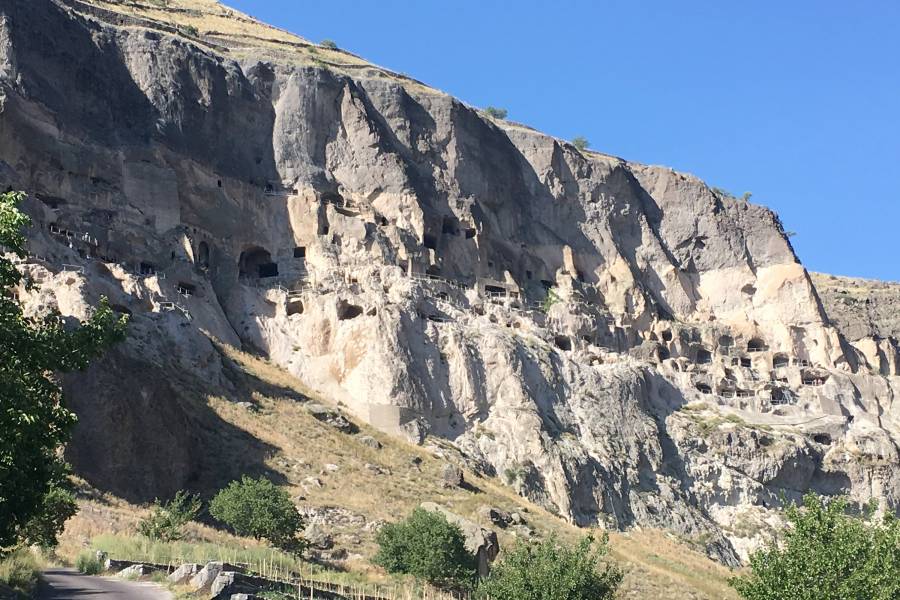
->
[139,491,201,542]
[374,508,477,589]
[475,534,622,600]
[730,493,900,600]
[209,476,305,553]
[0,191,127,552]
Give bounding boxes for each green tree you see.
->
[138,491,201,542]
[209,476,305,552]
[730,493,900,600]
[320,39,338,49]
[0,191,126,552]
[484,106,508,120]
[571,136,589,152]
[16,482,78,550]
[475,534,622,600]
[374,508,476,589]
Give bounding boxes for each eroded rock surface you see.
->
[2,0,899,565]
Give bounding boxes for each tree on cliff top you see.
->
[0,191,127,552]
[730,493,900,600]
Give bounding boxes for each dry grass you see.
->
[55,340,740,598]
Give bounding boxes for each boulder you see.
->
[306,403,355,433]
[420,502,499,576]
[168,562,201,585]
[303,522,334,550]
[440,463,464,488]
[356,434,382,449]
[191,561,224,592]
[116,564,151,578]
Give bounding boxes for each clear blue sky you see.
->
[229,0,900,281]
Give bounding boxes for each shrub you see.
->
[540,289,561,313]
[484,106,508,120]
[209,476,305,552]
[320,39,338,49]
[475,534,622,600]
[75,551,103,575]
[138,491,201,542]
[571,136,589,152]
[183,25,199,37]
[17,483,78,550]
[374,508,476,589]
[730,493,900,600]
[0,548,42,594]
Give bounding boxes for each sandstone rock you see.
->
[307,403,355,433]
[440,463,464,488]
[167,562,201,585]
[191,562,224,592]
[3,0,900,568]
[303,522,334,550]
[116,564,151,579]
[357,434,382,449]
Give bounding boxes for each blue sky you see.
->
[229,1,900,281]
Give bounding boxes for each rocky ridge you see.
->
[2,0,899,566]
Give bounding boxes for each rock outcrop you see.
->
[2,0,899,565]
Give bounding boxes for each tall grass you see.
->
[0,548,42,595]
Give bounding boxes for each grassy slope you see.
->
[59,342,738,599]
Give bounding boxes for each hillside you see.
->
[1,0,899,593]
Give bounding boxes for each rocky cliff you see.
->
[3,0,899,566]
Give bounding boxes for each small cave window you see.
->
[813,433,832,445]
[748,338,766,353]
[696,383,712,395]
[293,246,306,259]
[740,357,752,368]
[286,298,304,316]
[657,346,670,360]
[217,179,222,188]
[239,246,276,278]
[696,348,712,364]
[541,280,553,290]
[426,265,442,277]
[554,335,572,352]
[526,270,533,280]
[176,282,196,296]
[197,241,210,269]
[661,330,673,342]
[139,262,157,276]
[773,353,790,369]
[337,300,363,320]
[423,233,438,250]
[441,216,458,235]
[464,228,477,239]
[718,334,734,349]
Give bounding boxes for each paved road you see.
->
[36,568,173,599]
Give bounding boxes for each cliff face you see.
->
[3,0,900,565]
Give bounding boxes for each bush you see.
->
[484,106,508,120]
[374,508,476,589]
[18,483,78,550]
[138,491,201,542]
[0,548,42,594]
[730,493,900,600]
[209,476,305,552]
[475,534,621,600]
[320,39,338,49]
[75,551,103,575]
[183,25,199,37]
[571,136,589,152]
